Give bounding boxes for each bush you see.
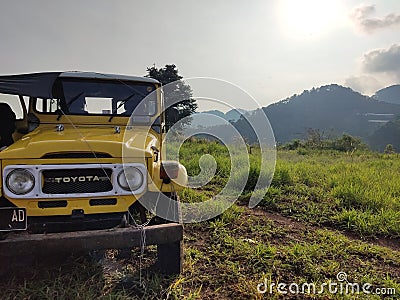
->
[280,133,369,153]
[384,144,395,154]
[331,134,366,152]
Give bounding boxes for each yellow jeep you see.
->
[0,72,187,274]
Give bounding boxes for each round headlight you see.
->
[117,167,143,191]
[6,169,35,195]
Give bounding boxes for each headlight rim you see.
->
[6,168,35,195]
[117,166,144,192]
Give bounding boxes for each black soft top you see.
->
[0,72,159,98]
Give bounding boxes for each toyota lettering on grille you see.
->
[44,176,110,184]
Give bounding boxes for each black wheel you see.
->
[120,213,128,228]
[148,192,181,225]
[129,201,148,224]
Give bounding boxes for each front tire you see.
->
[149,192,181,225]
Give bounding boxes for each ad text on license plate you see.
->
[0,208,27,231]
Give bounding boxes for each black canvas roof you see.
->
[0,72,159,98]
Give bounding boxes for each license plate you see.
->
[0,208,27,231]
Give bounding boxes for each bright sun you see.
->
[279,0,344,38]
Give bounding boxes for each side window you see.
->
[35,98,60,113]
[85,97,111,114]
[0,94,27,120]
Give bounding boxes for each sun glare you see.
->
[279,0,344,38]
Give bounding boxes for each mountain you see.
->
[186,84,400,150]
[368,117,400,151]
[260,84,400,143]
[225,109,246,121]
[373,85,400,104]
[190,109,247,128]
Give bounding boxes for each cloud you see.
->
[362,44,400,79]
[344,75,382,95]
[345,44,400,95]
[351,4,400,33]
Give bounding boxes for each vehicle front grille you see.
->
[3,163,145,199]
[42,169,113,194]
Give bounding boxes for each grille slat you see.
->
[42,169,113,194]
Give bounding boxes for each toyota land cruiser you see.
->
[0,72,187,274]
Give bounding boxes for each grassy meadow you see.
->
[2,139,400,299]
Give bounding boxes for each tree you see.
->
[332,134,365,152]
[305,128,323,149]
[384,144,395,154]
[146,64,197,131]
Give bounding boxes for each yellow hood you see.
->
[0,125,158,159]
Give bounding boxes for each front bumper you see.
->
[0,223,183,255]
[0,222,184,275]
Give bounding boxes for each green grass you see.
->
[178,139,400,238]
[2,139,400,299]
[262,150,400,238]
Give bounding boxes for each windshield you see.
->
[36,78,157,116]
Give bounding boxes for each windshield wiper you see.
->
[49,98,64,121]
[66,92,85,110]
[56,92,84,120]
[56,108,63,121]
[109,93,136,122]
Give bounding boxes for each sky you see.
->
[1,0,400,112]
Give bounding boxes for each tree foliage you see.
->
[305,128,323,149]
[332,134,364,152]
[146,64,197,130]
[280,132,368,152]
[384,144,395,154]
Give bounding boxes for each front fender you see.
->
[148,161,188,193]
